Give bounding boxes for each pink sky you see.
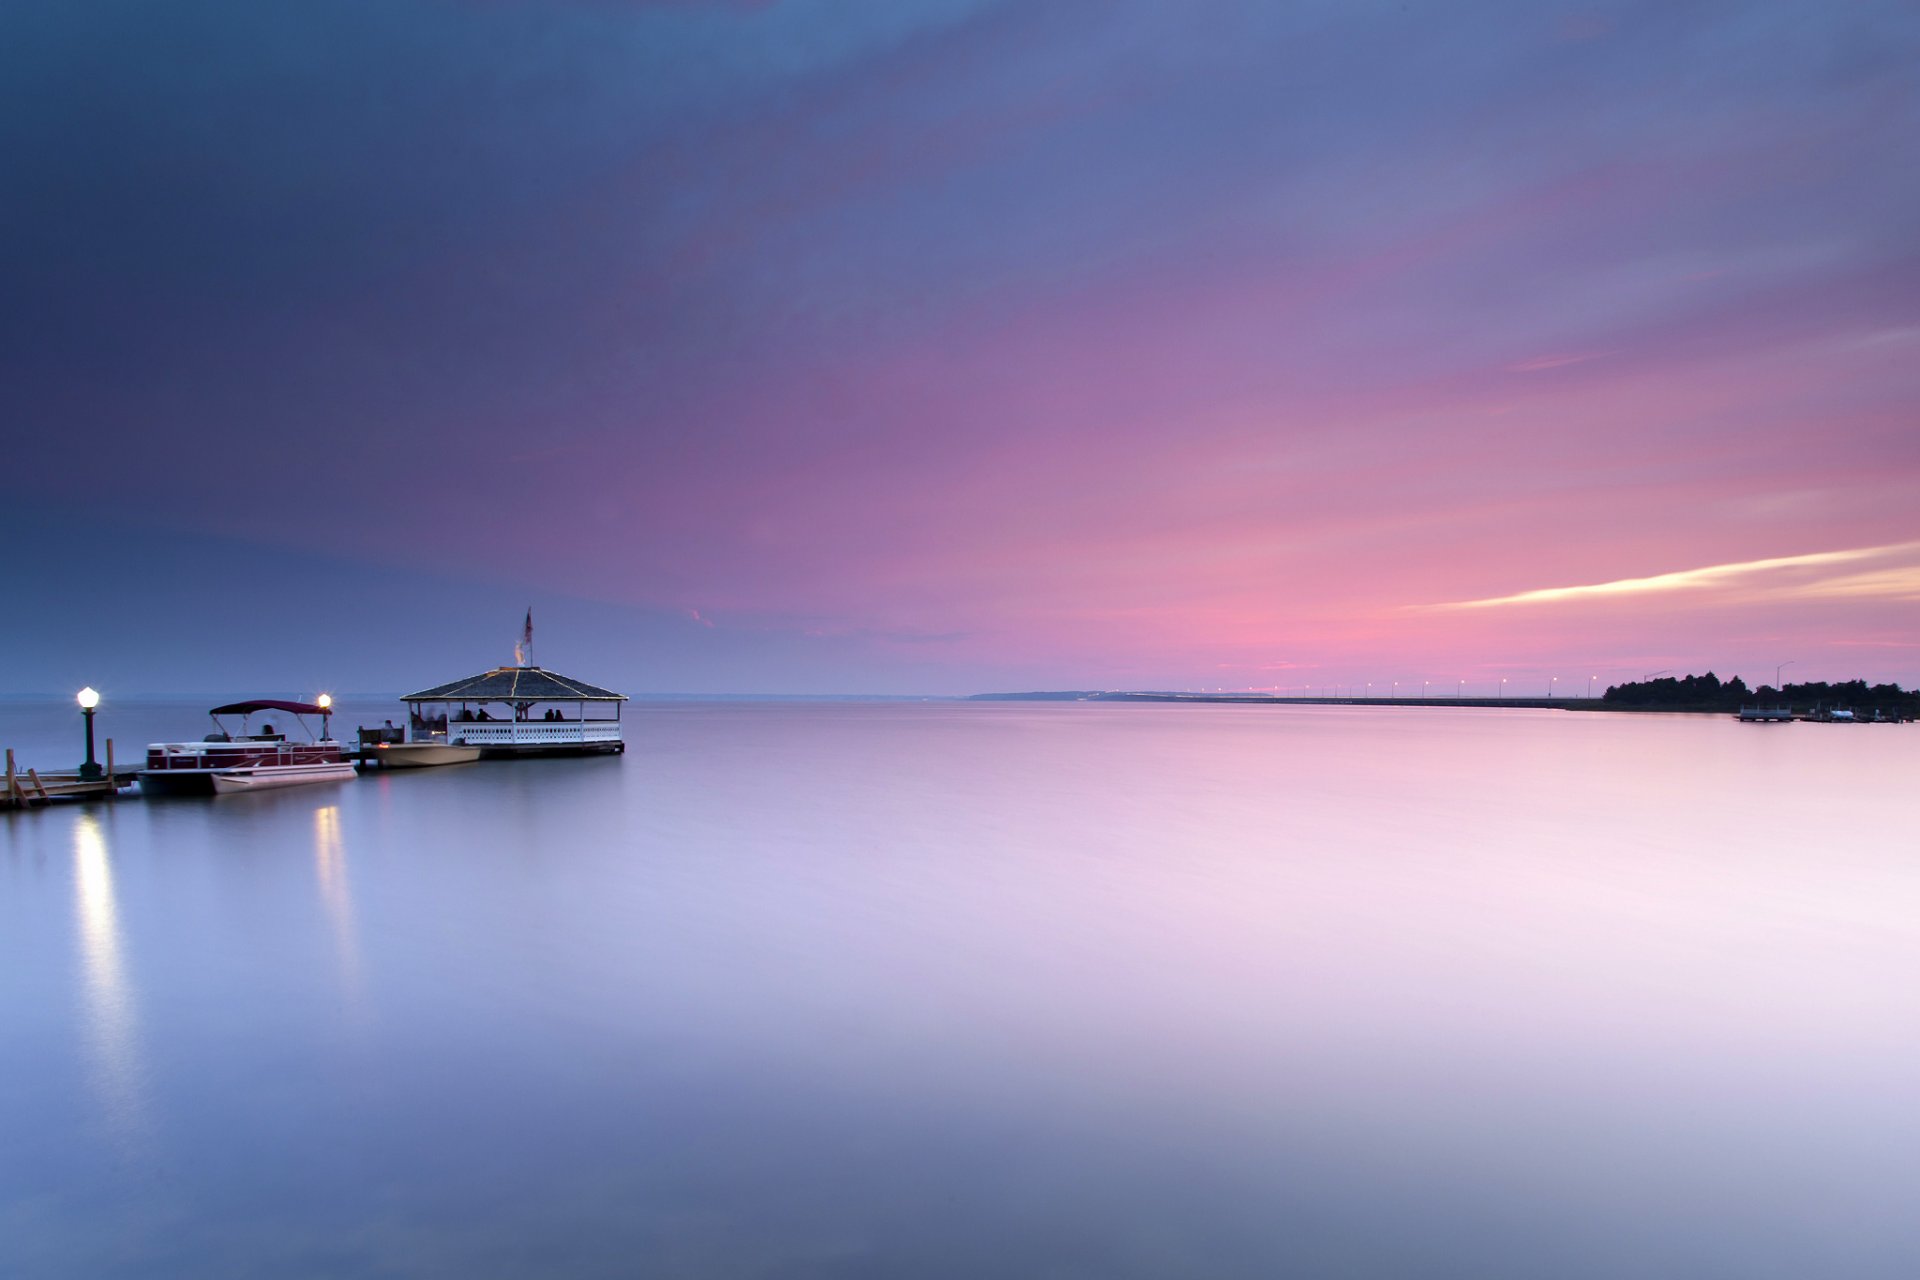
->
[7,1,1918,692]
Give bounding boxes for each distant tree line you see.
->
[1601,672,1920,715]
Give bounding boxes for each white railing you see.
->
[446,721,622,746]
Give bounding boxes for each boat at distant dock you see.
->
[141,699,357,796]
[360,738,483,769]
[390,665,628,759]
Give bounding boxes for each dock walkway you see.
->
[3,746,140,810]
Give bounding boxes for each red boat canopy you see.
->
[209,700,331,717]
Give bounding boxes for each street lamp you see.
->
[1588,675,1596,699]
[1549,675,1558,699]
[77,687,102,780]
[1500,677,1507,699]
[1456,679,1464,699]
[316,692,334,741]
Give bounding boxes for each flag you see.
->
[515,607,533,666]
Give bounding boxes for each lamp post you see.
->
[1549,675,1558,699]
[1588,675,1596,699]
[317,693,333,742]
[1456,679,1464,699]
[77,687,102,780]
[1500,677,1506,699]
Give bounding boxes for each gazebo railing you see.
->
[447,721,622,746]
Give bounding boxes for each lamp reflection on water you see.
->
[313,804,364,1010]
[72,812,147,1146]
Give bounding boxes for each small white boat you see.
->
[366,741,481,768]
[211,761,359,794]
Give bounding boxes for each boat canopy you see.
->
[209,700,331,717]
[402,667,626,703]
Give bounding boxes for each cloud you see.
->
[1506,351,1612,372]
[1423,541,1920,611]
[1792,567,1920,603]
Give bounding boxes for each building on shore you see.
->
[401,667,627,757]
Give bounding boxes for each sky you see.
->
[5,0,1918,696]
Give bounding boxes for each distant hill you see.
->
[966,691,1218,702]
[966,691,1103,701]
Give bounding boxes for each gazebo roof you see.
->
[403,666,627,703]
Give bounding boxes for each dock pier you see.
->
[3,743,140,809]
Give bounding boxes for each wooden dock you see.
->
[3,744,140,810]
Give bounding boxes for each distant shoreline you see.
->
[966,691,1917,718]
[968,691,1610,710]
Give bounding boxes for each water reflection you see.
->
[9,705,1920,1277]
[72,811,147,1147]
[313,803,364,1011]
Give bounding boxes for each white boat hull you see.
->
[372,743,482,768]
[211,762,359,794]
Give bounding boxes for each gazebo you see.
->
[401,666,627,756]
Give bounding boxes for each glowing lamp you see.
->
[316,693,333,710]
[76,688,102,779]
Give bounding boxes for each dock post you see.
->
[106,740,117,800]
[4,749,14,808]
[26,768,49,804]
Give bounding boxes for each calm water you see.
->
[3,700,1918,1278]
